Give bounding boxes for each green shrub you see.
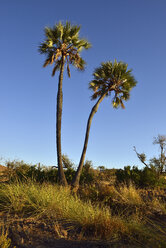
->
[140,166,158,187]
[5,160,58,183]
[116,166,141,186]
[80,160,95,185]
[5,158,96,186]
[115,165,166,188]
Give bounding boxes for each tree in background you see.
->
[39,22,91,186]
[62,154,75,169]
[72,60,137,190]
[153,135,166,173]
[134,134,166,174]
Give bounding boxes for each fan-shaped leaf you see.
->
[51,55,55,65]
[52,62,60,76]
[120,101,125,109]
[43,59,50,67]
[39,21,91,74]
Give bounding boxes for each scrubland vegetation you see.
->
[1,20,165,247]
[0,157,166,247]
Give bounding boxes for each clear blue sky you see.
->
[0,0,166,168]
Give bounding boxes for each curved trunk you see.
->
[56,56,68,186]
[71,93,106,191]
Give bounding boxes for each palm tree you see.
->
[72,60,137,190]
[39,22,91,186]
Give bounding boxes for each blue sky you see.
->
[0,0,166,168]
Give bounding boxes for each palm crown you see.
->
[89,60,137,108]
[39,21,91,77]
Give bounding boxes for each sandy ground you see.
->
[0,216,134,248]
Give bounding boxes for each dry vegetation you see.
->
[0,160,165,247]
[0,181,165,247]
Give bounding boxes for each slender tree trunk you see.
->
[160,145,164,174]
[56,56,68,186]
[71,93,106,191]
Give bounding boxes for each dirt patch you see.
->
[1,213,166,248]
[0,216,130,248]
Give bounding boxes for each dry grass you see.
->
[115,184,143,205]
[0,182,165,247]
[0,226,16,248]
[0,182,129,239]
[79,183,166,216]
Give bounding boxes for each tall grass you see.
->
[0,226,16,248]
[116,184,143,205]
[79,183,166,215]
[0,182,128,239]
[0,182,165,247]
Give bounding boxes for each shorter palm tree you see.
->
[72,60,137,190]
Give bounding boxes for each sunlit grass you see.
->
[0,182,165,246]
[116,184,143,205]
[0,226,16,248]
[0,182,128,239]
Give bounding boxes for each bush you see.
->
[5,160,58,183]
[4,159,96,185]
[80,160,95,185]
[116,166,141,186]
[116,165,166,188]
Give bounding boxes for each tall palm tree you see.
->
[72,60,137,190]
[39,22,91,186]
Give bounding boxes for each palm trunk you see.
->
[71,93,106,190]
[56,56,68,186]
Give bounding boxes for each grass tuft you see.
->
[0,226,16,248]
[115,184,143,205]
[0,182,128,239]
[0,182,166,246]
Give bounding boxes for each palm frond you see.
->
[120,99,125,109]
[52,60,61,76]
[89,60,137,103]
[39,21,91,75]
[70,25,80,38]
[55,49,62,60]
[76,57,86,71]
[43,59,50,67]
[51,54,55,64]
